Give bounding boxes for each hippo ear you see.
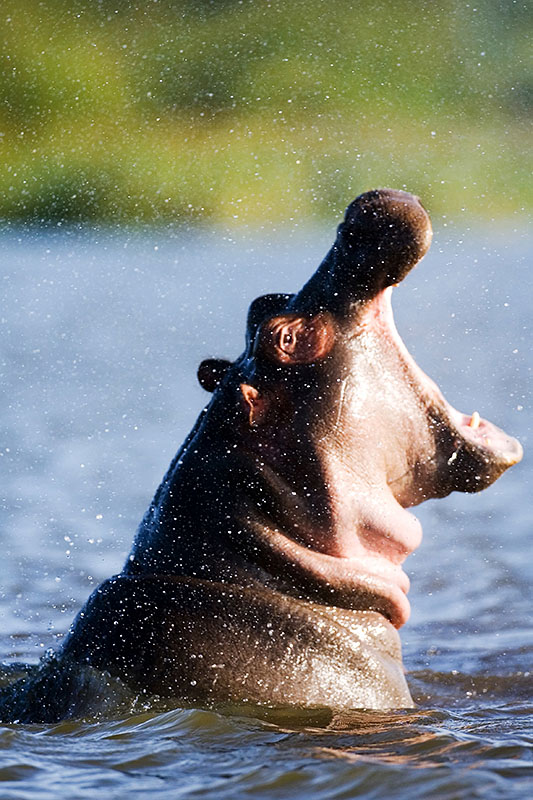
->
[240,384,269,426]
[197,358,232,392]
[258,313,335,365]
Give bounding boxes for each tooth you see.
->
[469,411,480,429]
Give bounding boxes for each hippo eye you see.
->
[280,326,297,352]
[259,314,336,365]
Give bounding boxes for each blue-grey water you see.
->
[0,223,531,798]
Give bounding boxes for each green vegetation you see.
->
[0,0,530,225]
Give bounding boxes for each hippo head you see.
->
[195,189,522,629]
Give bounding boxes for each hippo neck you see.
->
[229,432,421,627]
[124,404,420,628]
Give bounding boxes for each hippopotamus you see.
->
[0,189,522,722]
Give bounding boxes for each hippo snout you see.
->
[294,188,433,316]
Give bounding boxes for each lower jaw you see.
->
[271,558,412,629]
[241,520,412,628]
[317,572,411,629]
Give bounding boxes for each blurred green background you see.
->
[0,0,530,226]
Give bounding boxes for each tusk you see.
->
[469,411,480,429]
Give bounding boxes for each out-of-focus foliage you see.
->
[0,0,530,225]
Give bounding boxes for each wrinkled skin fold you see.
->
[0,189,522,722]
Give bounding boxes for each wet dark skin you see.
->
[2,190,523,721]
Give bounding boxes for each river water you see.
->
[0,224,531,798]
